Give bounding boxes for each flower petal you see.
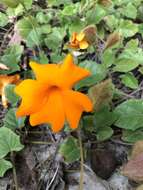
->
[62,90,93,129]
[76,32,85,41]
[30,89,65,132]
[14,79,47,116]
[71,32,77,43]
[60,54,91,88]
[29,61,60,86]
[79,41,89,49]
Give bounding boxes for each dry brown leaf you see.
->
[0,63,9,70]
[122,141,143,183]
[88,79,114,111]
[122,153,143,182]
[136,184,143,190]
[0,74,20,108]
[104,32,121,50]
[83,25,97,44]
[98,0,112,7]
[132,141,143,159]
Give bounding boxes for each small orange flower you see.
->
[69,32,89,49]
[0,74,20,108]
[14,54,93,132]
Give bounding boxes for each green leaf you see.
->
[3,108,26,131]
[0,12,9,27]
[40,24,51,34]
[113,58,139,72]
[0,159,12,177]
[61,4,79,16]
[76,60,107,89]
[102,49,115,68]
[139,66,143,75]
[4,84,20,106]
[50,53,64,63]
[0,45,23,74]
[118,20,138,38]
[26,29,42,47]
[113,44,143,72]
[38,51,49,64]
[94,106,117,129]
[121,73,139,89]
[1,0,20,8]
[36,12,52,24]
[0,127,24,158]
[17,16,38,39]
[114,99,143,130]
[122,129,143,143]
[86,5,106,24]
[96,126,113,141]
[44,27,65,50]
[123,3,137,19]
[83,115,95,133]
[0,55,20,74]
[105,15,119,31]
[47,0,72,6]
[6,4,24,17]
[126,39,139,50]
[23,0,33,9]
[59,136,80,163]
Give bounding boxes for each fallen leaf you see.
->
[88,79,114,111]
[0,63,9,70]
[136,184,143,190]
[122,141,143,182]
[83,25,97,44]
[0,74,20,108]
[98,0,112,7]
[104,32,121,50]
[122,153,143,182]
[132,141,143,159]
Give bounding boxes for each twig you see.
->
[37,134,63,190]
[46,164,60,190]
[78,129,84,190]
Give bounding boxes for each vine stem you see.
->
[11,152,19,190]
[78,129,84,190]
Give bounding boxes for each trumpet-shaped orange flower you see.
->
[69,32,89,49]
[14,54,93,132]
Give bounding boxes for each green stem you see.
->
[78,129,84,190]
[11,152,19,190]
[26,140,53,145]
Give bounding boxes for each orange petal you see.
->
[60,54,91,89]
[14,79,48,116]
[79,40,89,49]
[76,32,85,41]
[69,41,79,49]
[71,32,77,43]
[29,61,60,86]
[30,89,65,132]
[62,90,93,129]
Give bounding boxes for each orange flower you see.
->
[0,74,20,108]
[69,32,89,49]
[14,54,93,132]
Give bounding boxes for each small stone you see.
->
[109,172,132,190]
[90,149,117,179]
[67,170,111,190]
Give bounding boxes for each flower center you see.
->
[49,85,60,92]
